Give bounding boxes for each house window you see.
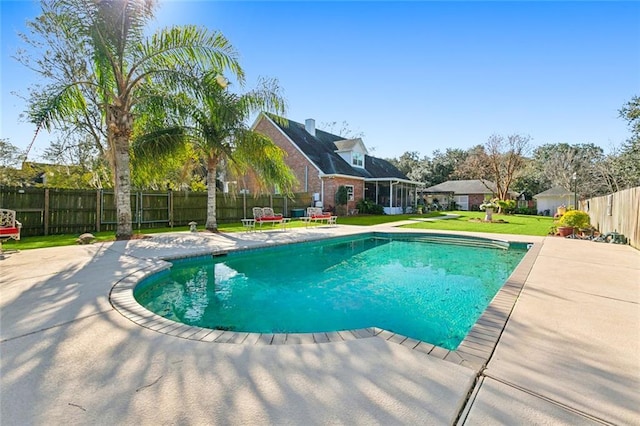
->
[352,152,364,167]
[346,185,354,201]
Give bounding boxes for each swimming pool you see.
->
[134,233,528,350]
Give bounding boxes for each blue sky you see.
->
[1,1,639,160]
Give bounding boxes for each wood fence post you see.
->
[96,189,101,232]
[44,188,49,236]
[169,189,173,228]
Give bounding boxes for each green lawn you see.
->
[2,211,552,251]
[336,211,445,226]
[400,211,555,236]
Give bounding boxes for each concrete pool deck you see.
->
[1,224,638,424]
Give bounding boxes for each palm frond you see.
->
[29,83,88,131]
[238,77,287,116]
[230,130,297,196]
[132,126,187,159]
[134,26,244,86]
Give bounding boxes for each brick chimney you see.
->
[305,118,316,136]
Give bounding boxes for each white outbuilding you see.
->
[533,186,574,216]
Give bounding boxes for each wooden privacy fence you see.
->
[583,186,640,249]
[0,187,312,237]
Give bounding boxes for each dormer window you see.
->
[352,152,364,167]
[333,138,367,169]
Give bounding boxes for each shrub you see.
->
[481,198,517,214]
[368,203,385,215]
[515,207,537,215]
[356,198,372,212]
[356,199,385,215]
[497,199,517,214]
[335,186,348,206]
[557,210,590,228]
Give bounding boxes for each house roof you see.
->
[264,114,408,181]
[534,186,573,198]
[422,179,497,194]
[333,138,368,154]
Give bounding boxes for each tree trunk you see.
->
[113,135,133,238]
[205,156,218,232]
[109,104,133,239]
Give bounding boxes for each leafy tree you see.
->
[456,135,531,203]
[132,144,205,191]
[134,75,297,231]
[530,143,613,199]
[0,139,29,186]
[43,135,97,169]
[41,132,113,189]
[453,145,487,181]
[387,151,418,176]
[620,95,640,138]
[510,159,547,198]
[387,149,467,186]
[430,148,468,185]
[0,139,24,168]
[404,156,433,184]
[615,95,640,189]
[23,0,243,238]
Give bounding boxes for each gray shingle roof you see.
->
[534,186,573,197]
[267,114,407,180]
[422,180,496,194]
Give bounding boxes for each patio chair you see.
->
[253,207,288,229]
[0,209,22,256]
[252,207,264,221]
[303,207,337,226]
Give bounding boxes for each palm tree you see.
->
[26,0,243,239]
[135,74,297,231]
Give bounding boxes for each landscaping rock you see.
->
[76,233,96,244]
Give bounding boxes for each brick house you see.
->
[250,113,422,214]
[420,180,501,211]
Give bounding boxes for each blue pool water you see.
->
[134,234,527,349]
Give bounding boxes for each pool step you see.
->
[396,236,510,250]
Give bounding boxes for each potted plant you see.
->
[556,210,590,237]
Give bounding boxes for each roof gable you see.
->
[265,114,407,180]
[334,138,368,155]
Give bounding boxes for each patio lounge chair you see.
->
[0,209,22,256]
[253,207,290,230]
[303,207,337,226]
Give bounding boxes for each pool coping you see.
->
[109,231,540,372]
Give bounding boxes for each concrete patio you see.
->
[1,224,638,425]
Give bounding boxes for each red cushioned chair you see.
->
[0,209,22,256]
[253,207,287,229]
[305,207,337,226]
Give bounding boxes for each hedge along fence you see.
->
[583,186,640,249]
[0,187,312,237]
